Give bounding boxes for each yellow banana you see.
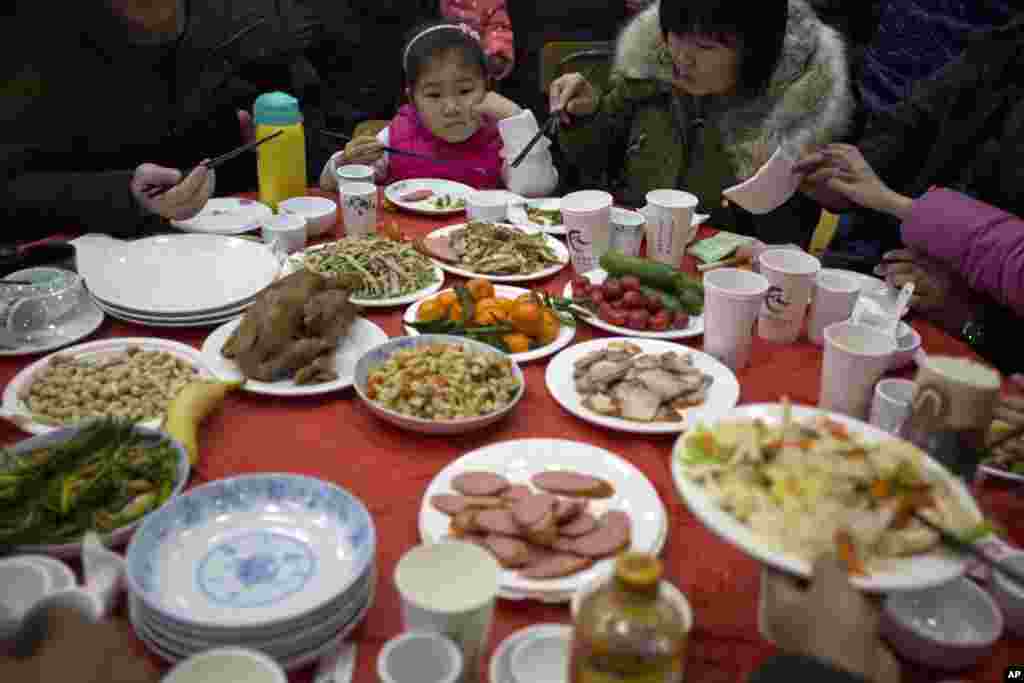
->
[161,379,243,465]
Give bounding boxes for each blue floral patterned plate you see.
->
[126,473,375,629]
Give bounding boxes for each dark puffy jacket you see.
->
[1,0,329,240]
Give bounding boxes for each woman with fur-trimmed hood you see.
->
[550,0,854,245]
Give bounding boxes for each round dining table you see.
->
[1,190,1021,683]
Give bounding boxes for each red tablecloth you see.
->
[2,193,1020,683]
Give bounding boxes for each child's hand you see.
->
[342,136,385,165]
[473,92,523,121]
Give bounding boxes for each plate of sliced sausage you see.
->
[419,438,668,602]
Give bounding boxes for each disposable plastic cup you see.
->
[757,249,821,344]
[703,268,771,371]
[820,321,897,420]
[807,270,860,345]
[561,190,613,274]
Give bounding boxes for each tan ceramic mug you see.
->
[902,355,1002,450]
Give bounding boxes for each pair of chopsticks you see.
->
[319,129,485,173]
[509,111,560,168]
[145,130,284,199]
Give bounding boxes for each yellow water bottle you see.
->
[254,91,307,210]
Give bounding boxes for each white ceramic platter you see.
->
[507,197,565,236]
[384,178,474,216]
[2,337,213,435]
[0,297,105,357]
[93,299,245,328]
[425,223,569,283]
[169,197,272,235]
[670,403,984,592]
[563,269,704,339]
[545,337,740,434]
[72,234,279,314]
[201,316,389,396]
[419,438,667,601]
[402,285,575,363]
[282,241,446,308]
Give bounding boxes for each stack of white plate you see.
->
[71,234,280,327]
[126,474,376,670]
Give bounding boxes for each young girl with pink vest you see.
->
[320,21,558,196]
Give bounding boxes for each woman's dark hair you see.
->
[659,0,788,94]
[402,21,489,89]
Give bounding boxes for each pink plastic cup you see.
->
[561,190,612,274]
[703,268,771,371]
[820,321,897,419]
[807,270,861,345]
[756,249,821,344]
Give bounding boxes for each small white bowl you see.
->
[378,631,462,683]
[881,576,1003,671]
[991,551,1024,637]
[570,571,693,633]
[889,321,922,370]
[508,624,571,683]
[161,647,286,683]
[354,335,525,435]
[278,196,338,237]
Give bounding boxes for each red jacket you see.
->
[440,0,514,79]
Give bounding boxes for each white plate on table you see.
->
[72,233,280,315]
[490,624,572,683]
[670,403,985,592]
[169,197,272,235]
[384,178,474,215]
[419,438,667,601]
[425,223,569,283]
[2,337,213,435]
[92,299,245,328]
[201,316,389,396]
[820,268,886,295]
[545,337,739,434]
[564,269,703,339]
[507,197,565,236]
[0,296,105,357]
[282,241,446,308]
[402,285,575,363]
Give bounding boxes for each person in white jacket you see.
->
[320,21,557,197]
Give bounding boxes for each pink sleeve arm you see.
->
[901,187,1024,316]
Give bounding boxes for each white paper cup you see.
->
[340,181,378,237]
[609,207,646,257]
[820,321,898,420]
[378,631,463,683]
[870,378,916,436]
[394,540,501,683]
[336,164,376,185]
[756,249,821,344]
[807,270,861,345]
[703,268,771,371]
[260,213,307,254]
[467,190,512,222]
[562,190,613,274]
[162,647,286,683]
[642,189,698,266]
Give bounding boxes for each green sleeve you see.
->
[557,76,644,177]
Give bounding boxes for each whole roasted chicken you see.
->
[221,270,361,384]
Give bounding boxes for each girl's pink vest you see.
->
[386,105,504,189]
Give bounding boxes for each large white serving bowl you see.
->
[670,403,985,592]
[126,473,376,630]
[353,334,525,435]
[0,423,190,558]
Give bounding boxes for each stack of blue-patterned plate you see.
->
[125,474,376,671]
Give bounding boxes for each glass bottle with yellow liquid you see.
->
[254,91,307,210]
[570,553,688,683]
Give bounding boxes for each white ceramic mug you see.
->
[870,378,917,436]
[394,540,500,683]
[561,190,613,274]
[641,189,699,266]
[609,207,646,257]
[260,213,307,255]
[466,190,513,222]
[378,631,463,683]
[340,182,378,238]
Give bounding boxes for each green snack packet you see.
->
[688,232,754,263]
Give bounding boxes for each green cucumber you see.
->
[639,285,684,312]
[600,250,704,296]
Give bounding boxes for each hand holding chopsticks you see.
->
[319,129,488,175]
[144,130,283,199]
